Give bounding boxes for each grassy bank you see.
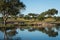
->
[0,17,60,28]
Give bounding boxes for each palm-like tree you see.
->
[0,0,25,26]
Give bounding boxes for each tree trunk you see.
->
[3,15,7,26]
[4,30,7,40]
[4,20,6,26]
[4,29,8,40]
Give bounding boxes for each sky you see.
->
[20,0,60,16]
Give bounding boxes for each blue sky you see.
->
[20,0,60,16]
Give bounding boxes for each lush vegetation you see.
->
[0,0,60,27]
[0,0,25,26]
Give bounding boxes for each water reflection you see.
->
[0,25,60,40]
[38,27,58,37]
[0,27,21,40]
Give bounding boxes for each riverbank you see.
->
[0,21,60,28]
[0,17,60,27]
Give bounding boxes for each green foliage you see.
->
[38,15,45,21]
[0,0,25,16]
[48,9,58,15]
[19,14,24,18]
[38,8,58,21]
[28,13,38,19]
[24,15,30,20]
[54,17,60,21]
[0,0,25,26]
[0,17,3,21]
[38,12,45,21]
[45,8,58,17]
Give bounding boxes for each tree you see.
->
[0,0,25,26]
[45,8,58,17]
[38,12,46,21]
[19,14,24,18]
[38,8,58,21]
[28,13,38,19]
[54,16,60,21]
[24,15,30,20]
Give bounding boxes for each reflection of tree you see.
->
[38,27,58,37]
[7,29,18,37]
[20,26,24,31]
[19,26,58,37]
[0,26,59,40]
[0,27,21,40]
[28,27,36,32]
[55,26,60,31]
[47,31,58,37]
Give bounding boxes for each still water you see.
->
[0,26,60,40]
